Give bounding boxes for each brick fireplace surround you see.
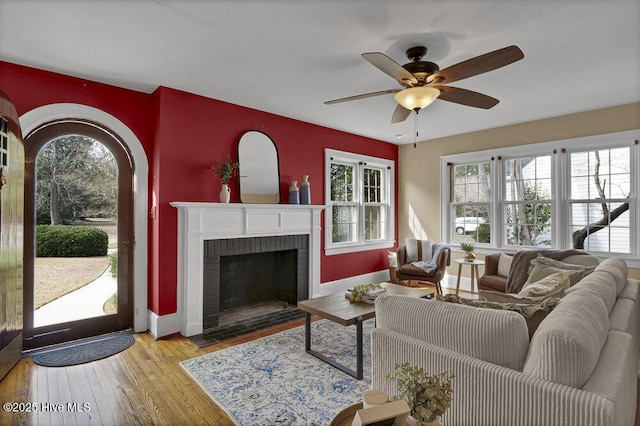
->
[171,202,325,337]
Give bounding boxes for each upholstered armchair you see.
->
[477,252,509,293]
[396,240,451,294]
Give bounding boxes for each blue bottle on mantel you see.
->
[288,181,300,204]
[300,175,311,205]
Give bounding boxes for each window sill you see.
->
[325,240,395,256]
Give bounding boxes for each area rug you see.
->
[180,319,375,425]
[32,333,135,367]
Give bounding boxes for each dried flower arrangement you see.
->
[385,363,454,424]
[212,155,239,184]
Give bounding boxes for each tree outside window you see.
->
[570,148,631,253]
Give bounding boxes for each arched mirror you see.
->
[238,130,280,204]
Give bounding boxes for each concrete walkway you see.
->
[34,266,117,328]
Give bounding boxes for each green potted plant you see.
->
[211,155,239,203]
[385,363,454,425]
[460,242,475,262]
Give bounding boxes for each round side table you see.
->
[454,259,485,295]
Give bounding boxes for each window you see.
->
[451,162,491,244]
[325,149,395,255]
[569,147,632,253]
[441,130,639,264]
[503,155,552,248]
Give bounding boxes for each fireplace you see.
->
[171,202,325,337]
[202,234,308,332]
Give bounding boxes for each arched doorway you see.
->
[20,104,148,338]
[23,120,134,349]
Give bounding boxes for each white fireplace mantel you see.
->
[170,202,326,336]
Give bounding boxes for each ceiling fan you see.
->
[325,45,524,123]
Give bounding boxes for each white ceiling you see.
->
[1,0,639,144]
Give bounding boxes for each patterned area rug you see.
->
[32,333,135,367]
[180,319,375,425]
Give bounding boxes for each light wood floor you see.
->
[0,318,306,426]
[1,284,638,425]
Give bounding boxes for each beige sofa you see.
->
[372,258,639,426]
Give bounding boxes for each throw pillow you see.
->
[497,253,513,277]
[527,254,594,285]
[436,294,558,339]
[525,259,585,288]
[518,271,574,297]
[387,251,398,268]
[479,288,566,304]
[405,239,432,263]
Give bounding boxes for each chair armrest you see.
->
[396,246,407,265]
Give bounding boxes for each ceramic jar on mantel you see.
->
[219,183,231,203]
[300,175,311,205]
[288,181,300,204]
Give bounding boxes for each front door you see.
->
[22,120,134,350]
[0,90,24,378]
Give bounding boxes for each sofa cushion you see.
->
[565,270,617,313]
[619,279,640,302]
[437,294,558,340]
[523,288,609,388]
[497,253,513,277]
[375,294,530,371]
[582,330,637,426]
[594,258,628,296]
[609,298,637,338]
[518,271,573,297]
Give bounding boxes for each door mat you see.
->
[32,333,135,367]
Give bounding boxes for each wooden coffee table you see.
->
[297,282,432,379]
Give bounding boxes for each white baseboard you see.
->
[442,273,475,293]
[318,269,390,296]
[148,310,180,339]
[147,269,468,337]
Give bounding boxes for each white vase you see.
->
[219,183,231,203]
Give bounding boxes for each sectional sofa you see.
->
[371,258,639,425]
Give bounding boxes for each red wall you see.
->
[0,61,398,317]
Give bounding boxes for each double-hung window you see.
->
[568,147,632,253]
[503,155,553,248]
[325,149,395,255]
[450,161,491,244]
[441,129,639,264]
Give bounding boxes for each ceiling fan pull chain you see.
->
[413,110,419,148]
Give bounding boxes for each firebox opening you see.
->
[220,249,297,311]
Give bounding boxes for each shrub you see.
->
[473,222,491,244]
[36,225,108,257]
[109,251,118,277]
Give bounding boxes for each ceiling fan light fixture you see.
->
[394,86,440,111]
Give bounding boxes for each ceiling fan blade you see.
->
[324,88,400,105]
[430,45,524,85]
[391,104,412,123]
[437,86,499,109]
[362,52,418,85]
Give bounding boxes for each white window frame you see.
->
[325,149,395,255]
[440,129,640,267]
